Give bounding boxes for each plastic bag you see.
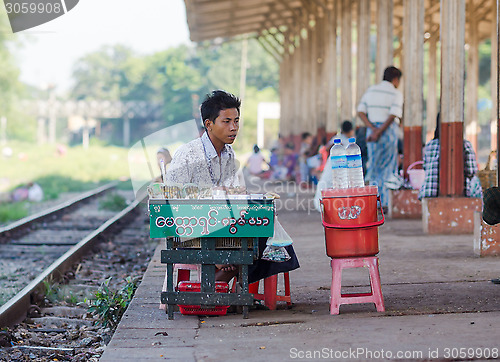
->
[262,218,292,262]
[262,245,290,262]
[267,219,293,247]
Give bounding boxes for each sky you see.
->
[7,0,190,93]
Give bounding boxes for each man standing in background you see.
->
[357,66,403,211]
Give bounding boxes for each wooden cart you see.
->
[149,198,274,319]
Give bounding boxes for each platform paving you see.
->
[100,184,500,361]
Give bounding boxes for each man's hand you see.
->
[367,128,382,142]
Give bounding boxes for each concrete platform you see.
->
[100,184,500,361]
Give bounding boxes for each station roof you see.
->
[184,0,495,45]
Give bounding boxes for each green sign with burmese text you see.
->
[149,199,275,238]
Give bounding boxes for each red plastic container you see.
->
[320,186,384,258]
[177,281,229,316]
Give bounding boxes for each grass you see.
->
[0,202,28,223]
[99,193,128,211]
[0,141,131,195]
[0,141,137,223]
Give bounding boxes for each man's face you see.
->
[206,108,239,145]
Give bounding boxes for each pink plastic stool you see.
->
[249,272,291,310]
[330,256,385,314]
[174,264,201,286]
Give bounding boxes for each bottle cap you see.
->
[333,138,341,144]
[348,137,356,143]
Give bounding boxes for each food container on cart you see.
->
[320,186,384,258]
[177,281,229,316]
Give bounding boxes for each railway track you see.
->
[0,182,156,361]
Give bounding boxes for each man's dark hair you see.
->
[301,132,311,140]
[383,66,402,82]
[341,120,353,134]
[253,145,260,153]
[200,90,241,128]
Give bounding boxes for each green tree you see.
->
[71,44,135,101]
[0,12,28,141]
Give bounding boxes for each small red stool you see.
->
[249,272,291,310]
[330,256,385,314]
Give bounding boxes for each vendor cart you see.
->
[149,198,275,319]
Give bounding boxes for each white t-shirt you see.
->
[357,80,403,123]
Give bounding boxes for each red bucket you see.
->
[320,186,384,258]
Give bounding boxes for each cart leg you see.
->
[167,304,174,320]
[243,306,249,319]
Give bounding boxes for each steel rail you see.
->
[0,193,146,327]
[0,181,118,239]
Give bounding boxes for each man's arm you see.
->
[366,115,397,142]
[357,111,377,132]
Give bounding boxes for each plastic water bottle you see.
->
[330,138,348,189]
[346,137,365,188]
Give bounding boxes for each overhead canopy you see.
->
[184,0,495,45]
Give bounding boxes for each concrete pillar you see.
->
[491,0,498,152]
[376,0,394,80]
[402,0,424,174]
[123,116,130,147]
[340,0,352,123]
[317,15,326,131]
[294,32,302,139]
[426,36,438,142]
[279,53,288,137]
[356,0,371,127]
[37,117,46,145]
[299,28,308,135]
[439,0,465,196]
[326,1,338,135]
[310,18,318,134]
[466,5,479,154]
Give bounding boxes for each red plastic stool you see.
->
[330,256,385,314]
[249,272,292,310]
[174,264,201,286]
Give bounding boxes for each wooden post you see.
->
[402,0,424,175]
[426,36,438,142]
[466,2,479,154]
[439,0,465,196]
[340,0,352,123]
[356,0,371,128]
[376,0,394,80]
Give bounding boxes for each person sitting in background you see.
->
[284,142,299,181]
[418,113,482,200]
[245,145,270,177]
[337,120,355,145]
[299,132,314,186]
[11,182,43,202]
[310,137,329,185]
